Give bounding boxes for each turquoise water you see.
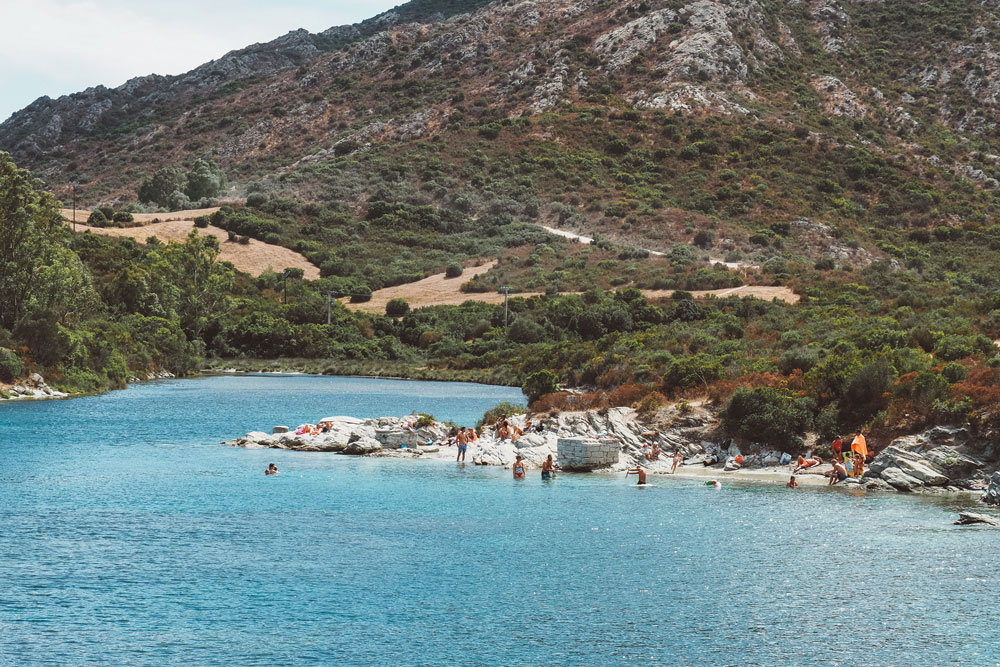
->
[1,376,997,666]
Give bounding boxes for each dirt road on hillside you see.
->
[343,261,799,313]
[62,209,320,280]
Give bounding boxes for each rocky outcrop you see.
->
[983,472,1000,505]
[862,427,993,492]
[955,512,1000,526]
[1,373,68,400]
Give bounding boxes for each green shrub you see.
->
[941,362,966,383]
[193,216,210,228]
[87,210,108,225]
[112,211,134,223]
[522,369,560,403]
[0,348,22,382]
[663,353,723,390]
[386,298,410,317]
[693,230,714,249]
[721,386,814,450]
[478,401,527,427]
[414,413,435,428]
[445,262,463,278]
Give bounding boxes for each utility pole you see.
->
[327,292,332,325]
[72,183,77,232]
[282,270,289,304]
[500,286,511,327]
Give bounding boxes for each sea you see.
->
[0,374,997,666]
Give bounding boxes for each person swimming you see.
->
[787,475,798,488]
[265,463,278,476]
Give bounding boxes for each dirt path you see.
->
[62,209,320,280]
[344,261,799,313]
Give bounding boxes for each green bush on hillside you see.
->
[721,387,814,450]
[0,348,22,382]
[386,298,410,317]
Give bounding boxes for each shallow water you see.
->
[1,376,997,666]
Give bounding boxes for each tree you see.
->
[0,152,63,329]
[184,159,227,201]
[386,298,410,317]
[138,167,186,208]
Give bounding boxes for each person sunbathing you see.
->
[792,455,823,474]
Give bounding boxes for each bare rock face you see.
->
[863,427,992,492]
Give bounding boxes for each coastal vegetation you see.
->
[7,0,1000,450]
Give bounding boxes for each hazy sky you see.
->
[0,0,401,123]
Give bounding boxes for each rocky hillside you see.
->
[6,0,1000,213]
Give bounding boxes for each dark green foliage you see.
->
[445,262,463,278]
[386,298,410,317]
[478,401,527,427]
[722,387,814,450]
[941,362,967,383]
[112,211,134,223]
[0,348,22,382]
[87,210,108,225]
[522,369,559,403]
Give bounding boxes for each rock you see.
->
[982,472,1000,506]
[272,425,289,434]
[893,458,949,486]
[880,466,922,492]
[954,512,1000,526]
[344,437,382,456]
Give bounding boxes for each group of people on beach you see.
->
[787,431,872,488]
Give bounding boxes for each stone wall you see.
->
[558,437,619,471]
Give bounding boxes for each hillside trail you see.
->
[343,260,798,313]
[61,208,320,280]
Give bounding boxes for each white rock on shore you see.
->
[1,373,68,400]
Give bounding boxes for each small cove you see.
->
[1,375,996,666]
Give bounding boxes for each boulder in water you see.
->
[954,511,1000,526]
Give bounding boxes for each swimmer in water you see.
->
[787,475,798,488]
[265,463,278,476]
[626,465,647,485]
[541,454,555,480]
[512,454,526,479]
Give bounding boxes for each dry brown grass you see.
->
[62,208,319,280]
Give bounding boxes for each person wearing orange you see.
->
[831,436,843,462]
[792,455,822,474]
[851,431,868,477]
[851,431,868,458]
